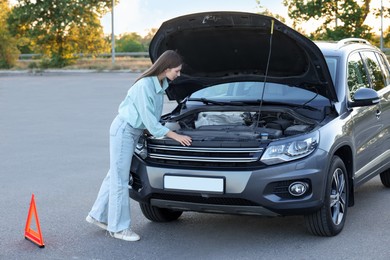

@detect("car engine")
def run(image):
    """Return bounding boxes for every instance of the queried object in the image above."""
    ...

[163,109,315,142]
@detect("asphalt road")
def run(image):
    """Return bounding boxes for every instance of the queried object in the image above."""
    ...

[0,72,389,260]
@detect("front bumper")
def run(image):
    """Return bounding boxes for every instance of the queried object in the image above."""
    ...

[129,149,329,216]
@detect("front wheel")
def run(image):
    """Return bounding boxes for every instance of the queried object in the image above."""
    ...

[139,202,183,222]
[380,169,390,187]
[304,156,349,236]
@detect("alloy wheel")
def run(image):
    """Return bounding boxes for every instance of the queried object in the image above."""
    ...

[330,168,347,225]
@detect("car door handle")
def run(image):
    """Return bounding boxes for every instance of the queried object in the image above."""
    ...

[376,109,381,119]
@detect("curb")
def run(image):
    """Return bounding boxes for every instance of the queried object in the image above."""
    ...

[0,69,141,76]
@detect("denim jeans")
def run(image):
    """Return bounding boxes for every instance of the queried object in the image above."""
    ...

[89,115,143,232]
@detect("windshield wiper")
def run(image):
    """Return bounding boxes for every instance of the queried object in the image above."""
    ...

[189,98,228,106]
[191,98,255,106]
[189,98,321,111]
[252,99,321,111]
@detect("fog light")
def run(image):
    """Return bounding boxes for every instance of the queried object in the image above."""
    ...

[288,181,308,196]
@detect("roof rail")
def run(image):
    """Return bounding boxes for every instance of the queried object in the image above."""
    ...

[337,38,371,48]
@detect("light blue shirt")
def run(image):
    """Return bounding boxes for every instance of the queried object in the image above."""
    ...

[118,76,170,138]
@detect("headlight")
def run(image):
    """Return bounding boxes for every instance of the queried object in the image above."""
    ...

[135,135,147,159]
[260,131,319,165]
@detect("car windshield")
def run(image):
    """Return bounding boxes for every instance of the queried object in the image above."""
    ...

[189,82,329,106]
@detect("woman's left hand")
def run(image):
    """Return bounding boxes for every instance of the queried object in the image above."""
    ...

[166,131,192,146]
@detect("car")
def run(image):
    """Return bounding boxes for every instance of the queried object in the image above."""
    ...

[129,11,390,236]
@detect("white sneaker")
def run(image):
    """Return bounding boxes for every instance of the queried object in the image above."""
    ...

[86,215,108,230]
[110,229,140,242]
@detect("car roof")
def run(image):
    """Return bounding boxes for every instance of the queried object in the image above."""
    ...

[315,38,381,57]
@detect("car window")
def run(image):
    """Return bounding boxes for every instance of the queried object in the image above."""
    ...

[347,52,369,98]
[375,52,390,87]
[362,51,386,91]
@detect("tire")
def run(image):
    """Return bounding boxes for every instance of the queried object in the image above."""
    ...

[304,156,348,236]
[139,202,183,222]
[380,169,390,188]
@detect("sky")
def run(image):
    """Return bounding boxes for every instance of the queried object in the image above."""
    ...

[101,0,389,37]
[101,0,288,36]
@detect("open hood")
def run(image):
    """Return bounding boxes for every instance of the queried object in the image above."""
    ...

[149,12,337,102]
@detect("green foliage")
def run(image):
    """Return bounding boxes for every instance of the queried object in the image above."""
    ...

[27,61,38,69]
[0,0,20,68]
[115,33,145,52]
[283,0,374,41]
[385,27,390,48]
[375,6,390,47]
[255,0,286,23]
[142,28,157,50]
[7,0,114,67]
[0,32,20,69]
[310,25,373,41]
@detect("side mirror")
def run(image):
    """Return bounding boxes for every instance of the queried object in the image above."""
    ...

[349,87,380,107]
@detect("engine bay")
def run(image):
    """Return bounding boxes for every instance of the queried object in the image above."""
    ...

[163,109,316,142]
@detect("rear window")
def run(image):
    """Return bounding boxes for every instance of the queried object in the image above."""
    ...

[376,53,390,87]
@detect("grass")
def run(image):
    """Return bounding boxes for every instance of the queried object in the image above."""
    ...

[13,57,152,72]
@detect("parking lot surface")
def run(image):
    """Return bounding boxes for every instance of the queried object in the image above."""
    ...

[0,72,389,259]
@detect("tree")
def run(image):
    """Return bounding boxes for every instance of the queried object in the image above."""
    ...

[67,15,110,58]
[115,33,145,53]
[141,28,157,51]
[255,0,286,23]
[0,0,20,68]
[372,4,390,47]
[384,26,390,48]
[7,0,115,67]
[283,0,373,40]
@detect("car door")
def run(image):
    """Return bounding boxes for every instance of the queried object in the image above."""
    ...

[368,51,390,167]
[361,51,390,159]
[347,51,384,182]
[373,51,390,141]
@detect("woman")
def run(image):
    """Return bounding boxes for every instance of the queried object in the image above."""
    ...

[86,50,192,242]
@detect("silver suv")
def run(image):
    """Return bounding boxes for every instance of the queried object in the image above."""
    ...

[129,12,390,236]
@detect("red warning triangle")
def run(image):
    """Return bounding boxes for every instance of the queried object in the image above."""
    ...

[24,194,45,248]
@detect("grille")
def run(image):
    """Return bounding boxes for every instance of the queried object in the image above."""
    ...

[148,144,263,163]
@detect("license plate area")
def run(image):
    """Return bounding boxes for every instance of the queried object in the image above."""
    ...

[164,175,225,194]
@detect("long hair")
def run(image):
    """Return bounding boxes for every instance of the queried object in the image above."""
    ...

[135,50,182,83]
